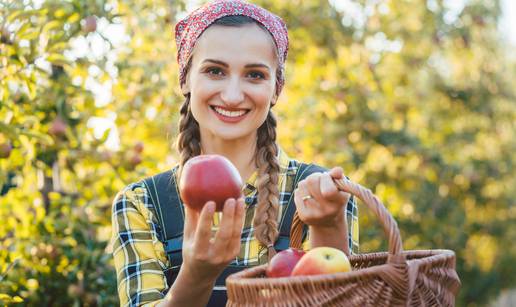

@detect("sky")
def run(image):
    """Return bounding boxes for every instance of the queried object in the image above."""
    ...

[500,0,516,46]
[328,0,516,46]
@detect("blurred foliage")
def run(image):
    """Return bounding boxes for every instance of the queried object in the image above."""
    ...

[0,0,514,306]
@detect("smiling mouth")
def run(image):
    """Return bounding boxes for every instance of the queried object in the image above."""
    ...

[210,106,250,118]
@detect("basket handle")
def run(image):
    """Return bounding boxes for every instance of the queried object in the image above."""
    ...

[290,177,404,261]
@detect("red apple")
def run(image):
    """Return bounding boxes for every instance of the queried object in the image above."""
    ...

[0,142,12,159]
[83,16,97,33]
[266,248,306,278]
[100,150,113,162]
[179,155,243,212]
[291,247,351,276]
[133,141,144,153]
[49,117,67,137]
[129,153,142,166]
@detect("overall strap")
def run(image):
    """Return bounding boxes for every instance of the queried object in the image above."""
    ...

[275,162,327,251]
[142,167,184,268]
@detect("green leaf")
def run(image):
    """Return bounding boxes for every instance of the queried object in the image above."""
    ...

[42,20,62,34]
[24,31,40,42]
[0,122,18,137]
[47,42,69,53]
[15,22,31,38]
[67,13,81,24]
[98,128,111,144]
[46,53,70,66]
[7,10,24,23]
[18,130,54,145]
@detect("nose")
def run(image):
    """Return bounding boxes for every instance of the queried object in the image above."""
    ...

[220,76,244,106]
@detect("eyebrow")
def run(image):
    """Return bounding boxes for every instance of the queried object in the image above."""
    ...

[201,59,271,71]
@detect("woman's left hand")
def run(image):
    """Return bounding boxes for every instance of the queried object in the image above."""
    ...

[293,166,351,227]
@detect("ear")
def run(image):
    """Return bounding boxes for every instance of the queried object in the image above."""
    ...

[270,95,278,107]
[181,79,190,96]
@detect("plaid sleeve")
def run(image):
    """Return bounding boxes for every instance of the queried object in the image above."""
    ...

[111,184,167,307]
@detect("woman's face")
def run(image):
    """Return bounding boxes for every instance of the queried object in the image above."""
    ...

[184,23,278,142]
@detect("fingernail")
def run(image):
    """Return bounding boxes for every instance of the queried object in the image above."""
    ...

[226,201,235,211]
[206,202,215,213]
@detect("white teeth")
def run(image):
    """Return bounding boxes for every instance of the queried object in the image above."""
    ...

[213,106,247,117]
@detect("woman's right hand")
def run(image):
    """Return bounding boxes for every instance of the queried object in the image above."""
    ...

[181,197,245,283]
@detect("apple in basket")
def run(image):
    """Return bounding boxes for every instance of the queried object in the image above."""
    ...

[266,248,306,278]
[291,247,351,276]
[179,154,243,212]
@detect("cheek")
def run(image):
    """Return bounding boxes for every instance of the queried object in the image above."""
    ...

[189,95,209,122]
[249,85,275,108]
[189,100,202,123]
[191,77,216,98]
[189,83,217,115]
[253,95,272,125]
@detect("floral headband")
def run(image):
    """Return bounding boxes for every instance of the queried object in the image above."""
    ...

[175,0,289,97]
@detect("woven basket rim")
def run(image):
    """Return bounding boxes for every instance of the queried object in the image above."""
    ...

[226,249,457,287]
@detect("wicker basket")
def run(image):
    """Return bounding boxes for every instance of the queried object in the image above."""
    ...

[226,178,461,306]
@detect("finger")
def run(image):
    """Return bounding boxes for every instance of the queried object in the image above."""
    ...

[293,188,307,220]
[328,166,344,179]
[193,201,216,249]
[305,172,322,187]
[233,197,245,236]
[213,198,236,255]
[294,184,318,220]
[183,206,199,241]
[305,174,323,200]
[320,172,345,203]
[227,197,245,257]
[320,173,350,212]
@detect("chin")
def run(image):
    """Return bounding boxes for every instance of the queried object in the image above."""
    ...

[216,132,249,141]
[211,127,254,141]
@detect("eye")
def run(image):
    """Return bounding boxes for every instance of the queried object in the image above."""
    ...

[248,71,265,80]
[205,67,224,76]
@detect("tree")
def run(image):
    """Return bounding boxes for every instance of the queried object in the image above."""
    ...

[0,0,147,305]
[1,0,514,305]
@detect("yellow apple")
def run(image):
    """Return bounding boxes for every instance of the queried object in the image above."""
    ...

[291,247,351,276]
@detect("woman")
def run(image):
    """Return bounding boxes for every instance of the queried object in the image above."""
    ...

[111,1,358,306]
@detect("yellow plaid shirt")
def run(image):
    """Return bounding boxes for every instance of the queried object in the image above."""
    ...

[110,149,359,306]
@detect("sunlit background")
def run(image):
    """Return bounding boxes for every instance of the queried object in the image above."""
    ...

[85,0,516,152]
[1,0,515,306]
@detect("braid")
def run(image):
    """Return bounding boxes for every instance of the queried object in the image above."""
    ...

[176,94,201,177]
[253,111,280,259]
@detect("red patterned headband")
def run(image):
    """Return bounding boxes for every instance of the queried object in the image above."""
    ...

[175,0,289,97]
